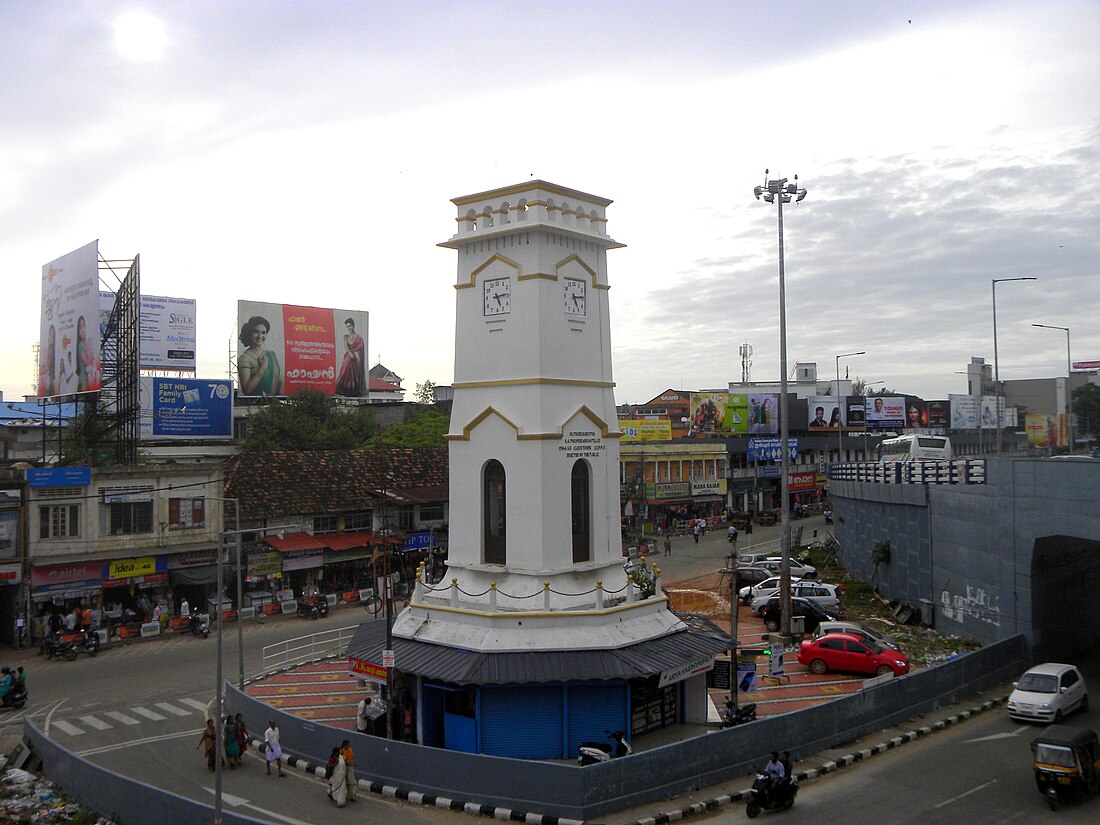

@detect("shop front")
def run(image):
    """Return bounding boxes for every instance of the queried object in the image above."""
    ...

[30,562,104,642]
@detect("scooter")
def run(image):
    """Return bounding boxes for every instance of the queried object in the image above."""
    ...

[721,700,757,728]
[746,772,798,818]
[578,730,631,766]
[1,684,29,710]
[189,614,209,638]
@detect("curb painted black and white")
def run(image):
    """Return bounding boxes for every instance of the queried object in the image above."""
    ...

[616,695,1009,825]
[252,737,584,825]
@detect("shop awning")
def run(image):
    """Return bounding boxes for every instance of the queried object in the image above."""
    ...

[323,532,374,551]
[265,532,327,552]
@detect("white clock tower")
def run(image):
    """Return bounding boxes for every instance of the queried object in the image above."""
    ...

[392,180,683,652]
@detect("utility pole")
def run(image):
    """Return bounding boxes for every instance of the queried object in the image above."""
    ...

[728,548,739,714]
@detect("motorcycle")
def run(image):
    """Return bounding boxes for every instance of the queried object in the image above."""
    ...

[1,683,29,710]
[78,629,101,656]
[42,632,78,661]
[746,771,798,818]
[189,614,209,638]
[578,730,631,766]
[721,700,757,728]
[296,597,329,620]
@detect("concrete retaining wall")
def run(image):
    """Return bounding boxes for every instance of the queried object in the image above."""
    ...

[23,719,267,825]
[225,636,1025,821]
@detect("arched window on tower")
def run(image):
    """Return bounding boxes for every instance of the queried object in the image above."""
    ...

[571,459,591,563]
[483,459,507,565]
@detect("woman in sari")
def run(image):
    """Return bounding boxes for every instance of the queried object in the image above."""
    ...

[238,316,283,396]
[235,713,249,757]
[224,715,241,767]
[196,719,217,772]
[335,317,365,397]
[328,751,349,807]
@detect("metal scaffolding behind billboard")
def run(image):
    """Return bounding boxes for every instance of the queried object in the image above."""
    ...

[96,256,141,465]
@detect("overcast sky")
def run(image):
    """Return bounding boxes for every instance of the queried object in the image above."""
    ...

[3,1,1098,406]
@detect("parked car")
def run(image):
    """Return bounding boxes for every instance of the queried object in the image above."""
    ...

[758,596,838,634]
[814,621,899,651]
[737,552,773,567]
[758,557,818,579]
[797,632,910,677]
[733,566,773,590]
[738,575,803,605]
[752,582,842,616]
[1007,663,1089,723]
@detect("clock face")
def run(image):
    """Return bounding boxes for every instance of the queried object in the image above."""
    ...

[563,278,586,316]
[483,277,511,316]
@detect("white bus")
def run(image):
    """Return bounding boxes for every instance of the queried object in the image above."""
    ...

[878,434,952,463]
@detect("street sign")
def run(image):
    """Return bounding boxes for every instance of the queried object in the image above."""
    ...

[382,649,395,668]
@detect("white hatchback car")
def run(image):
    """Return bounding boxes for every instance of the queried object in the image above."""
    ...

[757,557,818,579]
[1007,663,1089,723]
[738,575,802,605]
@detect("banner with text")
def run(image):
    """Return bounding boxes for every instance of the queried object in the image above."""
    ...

[40,240,102,398]
[865,396,905,430]
[140,377,233,440]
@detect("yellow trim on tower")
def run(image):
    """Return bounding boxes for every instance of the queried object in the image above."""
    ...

[454,254,522,290]
[447,402,623,442]
[452,377,614,389]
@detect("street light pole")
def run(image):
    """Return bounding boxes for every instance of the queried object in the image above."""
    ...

[992,277,1036,456]
[1032,323,1073,453]
[754,170,807,637]
[834,351,864,464]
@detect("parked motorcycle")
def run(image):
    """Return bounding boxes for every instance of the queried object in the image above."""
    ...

[79,628,101,656]
[721,700,758,728]
[1,683,29,710]
[189,614,209,638]
[578,730,631,766]
[42,632,78,661]
[297,597,329,620]
[746,771,798,818]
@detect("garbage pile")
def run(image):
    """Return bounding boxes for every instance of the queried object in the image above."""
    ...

[1,759,114,824]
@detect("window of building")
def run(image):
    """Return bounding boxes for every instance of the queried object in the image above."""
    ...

[344,510,373,532]
[419,503,444,523]
[168,497,205,529]
[39,504,80,539]
[312,515,339,534]
[397,505,416,532]
[483,459,506,565]
[571,460,591,563]
[99,488,154,536]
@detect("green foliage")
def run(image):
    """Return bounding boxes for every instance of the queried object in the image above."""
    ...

[630,561,657,600]
[241,390,376,452]
[851,377,899,397]
[414,380,437,405]
[871,540,892,566]
[379,405,449,448]
[1072,383,1100,437]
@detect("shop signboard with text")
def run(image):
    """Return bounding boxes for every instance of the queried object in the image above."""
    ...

[649,482,691,500]
[788,472,818,492]
[31,562,103,587]
[690,480,725,496]
[108,556,158,579]
[348,657,387,685]
[747,438,799,462]
[27,466,91,488]
[619,419,673,442]
[237,300,369,398]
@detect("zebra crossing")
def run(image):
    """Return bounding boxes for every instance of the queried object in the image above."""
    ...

[51,696,210,737]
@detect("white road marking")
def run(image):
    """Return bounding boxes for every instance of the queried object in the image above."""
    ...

[76,727,201,757]
[130,707,167,721]
[203,787,318,825]
[52,720,84,736]
[178,697,209,712]
[77,715,112,731]
[104,710,140,726]
[43,698,67,737]
[965,729,1026,743]
[933,779,998,809]
[155,702,191,716]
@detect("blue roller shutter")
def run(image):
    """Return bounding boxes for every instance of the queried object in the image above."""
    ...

[480,686,563,758]
[567,683,629,757]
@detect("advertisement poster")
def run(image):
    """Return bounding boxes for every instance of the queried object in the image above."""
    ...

[807,396,842,429]
[950,394,979,430]
[620,420,673,442]
[140,377,233,440]
[39,240,102,398]
[236,301,369,397]
[904,398,928,429]
[980,395,1005,429]
[926,400,949,429]
[722,394,779,434]
[845,396,866,430]
[102,291,197,370]
[689,392,728,434]
[0,511,18,559]
[747,438,799,462]
[1026,413,1067,448]
[865,396,905,430]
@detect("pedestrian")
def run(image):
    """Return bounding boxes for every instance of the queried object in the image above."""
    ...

[325,747,341,802]
[355,695,372,734]
[197,719,217,772]
[224,715,241,768]
[235,713,249,757]
[339,739,357,802]
[264,719,286,776]
[663,533,672,557]
[727,524,738,544]
[692,522,701,544]
[180,597,190,619]
[328,748,348,806]
[81,604,93,632]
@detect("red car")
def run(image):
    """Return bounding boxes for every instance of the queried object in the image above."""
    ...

[797,632,910,677]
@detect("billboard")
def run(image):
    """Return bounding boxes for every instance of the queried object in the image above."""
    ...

[904,398,927,429]
[865,396,905,430]
[950,394,979,429]
[236,302,369,397]
[140,377,233,440]
[748,437,799,461]
[101,292,197,370]
[927,400,949,429]
[620,420,673,442]
[1026,413,1068,448]
[845,396,866,430]
[39,241,102,398]
[689,392,728,435]
[721,393,779,434]
[807,396,842,429]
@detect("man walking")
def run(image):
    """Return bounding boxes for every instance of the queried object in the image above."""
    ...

[663,533,672,557]
[692,522,701,544]
[339,739,357,802]
[727,523,738,545]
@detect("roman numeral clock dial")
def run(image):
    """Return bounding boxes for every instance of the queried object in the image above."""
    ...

[483,277,511,316]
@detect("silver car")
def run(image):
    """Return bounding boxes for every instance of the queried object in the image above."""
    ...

[752,582,842,615]
[814,620,898,651]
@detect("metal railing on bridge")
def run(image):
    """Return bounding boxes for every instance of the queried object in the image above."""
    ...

[828,459,986,485]
[261,624,358,676]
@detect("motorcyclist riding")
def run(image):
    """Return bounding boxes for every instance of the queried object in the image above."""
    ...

[763,751,786,803]
[0,667,12,700]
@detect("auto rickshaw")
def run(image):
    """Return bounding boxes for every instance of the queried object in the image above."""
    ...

[1030,725,1100,810]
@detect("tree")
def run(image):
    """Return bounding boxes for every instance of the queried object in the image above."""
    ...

[379,405,448,448]
[414,380,437,405]
[1072,383,1100,439]
[241,390,376,452]
[851,377,899,397]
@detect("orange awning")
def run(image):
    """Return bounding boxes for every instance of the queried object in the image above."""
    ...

[323,532,374,551]
[265,533,327,552]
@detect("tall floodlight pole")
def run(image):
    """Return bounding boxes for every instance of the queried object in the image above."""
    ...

[992,277,1036,456]
[754,170,807,637]
[835,351,864,463]
[1032,323,1073,453]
